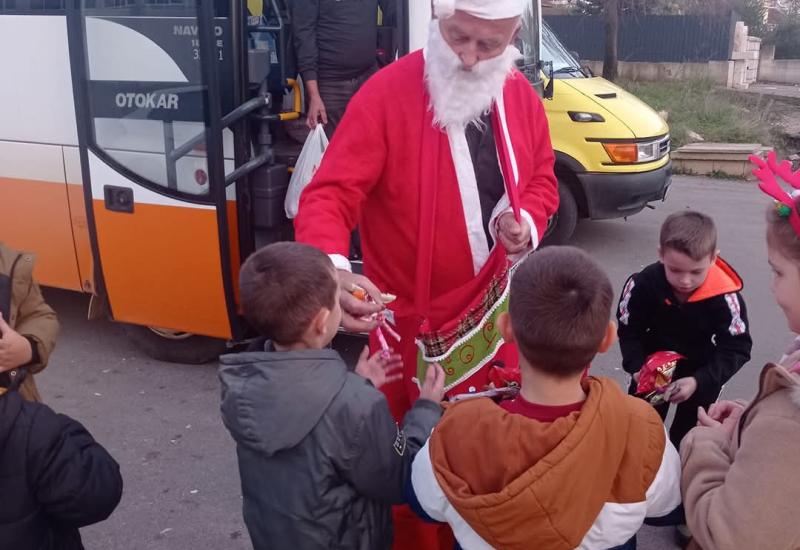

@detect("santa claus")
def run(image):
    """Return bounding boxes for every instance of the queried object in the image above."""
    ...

[295,0,558,544]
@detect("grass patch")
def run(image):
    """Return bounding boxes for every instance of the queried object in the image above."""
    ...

[619,79,774,149]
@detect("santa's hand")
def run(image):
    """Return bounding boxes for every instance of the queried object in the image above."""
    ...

[337,270,383,332]
[0,313,32,373]
[497,212,531,254]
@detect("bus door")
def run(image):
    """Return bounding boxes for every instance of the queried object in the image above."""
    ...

[68,0,240,341]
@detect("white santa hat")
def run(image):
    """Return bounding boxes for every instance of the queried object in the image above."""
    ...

[433,0,526,20]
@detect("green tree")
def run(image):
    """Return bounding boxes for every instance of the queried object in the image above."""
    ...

[732,0,767,36]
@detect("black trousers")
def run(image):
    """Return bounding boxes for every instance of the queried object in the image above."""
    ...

[317,65,376,139]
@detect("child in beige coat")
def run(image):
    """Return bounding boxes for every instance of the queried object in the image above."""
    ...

[680,154,800,550]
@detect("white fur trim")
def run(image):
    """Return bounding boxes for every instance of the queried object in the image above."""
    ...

[447,126,491,275]
[329,254,352,272]
[410,442,495,549]
[494,93,520,187]
[434,0,525,19]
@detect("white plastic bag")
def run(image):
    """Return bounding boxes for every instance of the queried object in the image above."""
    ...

[285,125,328,219]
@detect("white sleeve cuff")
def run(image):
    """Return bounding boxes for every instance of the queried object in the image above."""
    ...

[329,254,352,272]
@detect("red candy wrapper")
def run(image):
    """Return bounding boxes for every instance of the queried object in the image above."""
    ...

[487,362,521,389]
[636,351,684,405]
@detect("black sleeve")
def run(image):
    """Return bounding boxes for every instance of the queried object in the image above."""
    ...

[28,409,123,528]
[617,273,655,374]
[341,398,441,504]
[289,0,319,82]
[694,292,752,393]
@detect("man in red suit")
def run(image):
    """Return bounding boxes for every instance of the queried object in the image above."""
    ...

[295,1,559,547]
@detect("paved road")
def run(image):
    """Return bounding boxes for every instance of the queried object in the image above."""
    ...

[35,175,787,549]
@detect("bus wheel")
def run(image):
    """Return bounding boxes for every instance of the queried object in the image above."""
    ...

[123,324,227,364]
[541,182,578,246]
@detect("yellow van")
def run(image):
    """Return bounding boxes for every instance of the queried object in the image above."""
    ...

[538,23,671,243]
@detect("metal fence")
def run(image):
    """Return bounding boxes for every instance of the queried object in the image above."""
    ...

[545,14,736,63]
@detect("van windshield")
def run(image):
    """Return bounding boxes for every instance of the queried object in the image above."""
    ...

[541,22,584,77]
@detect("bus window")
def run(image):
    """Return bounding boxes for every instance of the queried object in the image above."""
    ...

[80,0,234,199]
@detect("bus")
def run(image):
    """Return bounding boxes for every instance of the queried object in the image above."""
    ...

[0,0,670,363]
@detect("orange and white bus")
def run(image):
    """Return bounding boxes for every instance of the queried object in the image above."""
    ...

[1,0,545,362]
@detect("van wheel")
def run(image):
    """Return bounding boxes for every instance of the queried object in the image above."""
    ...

[123,324,227,364]
[541,183,578,246]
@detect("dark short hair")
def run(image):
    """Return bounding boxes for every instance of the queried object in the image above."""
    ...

[660,211,717,261]
[509,246,613,376]
[238,242,337,345]
[766,198,800,263]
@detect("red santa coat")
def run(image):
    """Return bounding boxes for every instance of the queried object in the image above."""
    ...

[296,49,558,415]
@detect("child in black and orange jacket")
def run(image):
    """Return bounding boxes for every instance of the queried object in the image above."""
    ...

[617,211,752,447]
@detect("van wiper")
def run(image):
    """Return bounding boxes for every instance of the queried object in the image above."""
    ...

[552,66,583,75]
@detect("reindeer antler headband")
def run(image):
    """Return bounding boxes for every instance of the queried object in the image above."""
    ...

[749,151,800,236]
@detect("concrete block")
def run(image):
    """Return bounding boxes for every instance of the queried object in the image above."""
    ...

[672,144,773,179]
[712,160,747,178]
[676,159,715,175]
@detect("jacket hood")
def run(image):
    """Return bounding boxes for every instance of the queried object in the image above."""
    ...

[426,377,666,548]
[687,257,743,303]
[218,348,348,457]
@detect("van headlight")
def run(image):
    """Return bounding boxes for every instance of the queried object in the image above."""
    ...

[601,135,670,164]
[569,111,605,122]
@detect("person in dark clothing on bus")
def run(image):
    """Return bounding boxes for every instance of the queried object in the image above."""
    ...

[291,0,396,137]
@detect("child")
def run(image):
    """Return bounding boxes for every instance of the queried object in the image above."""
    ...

[617,211,752,447]
[0,368,123,549]
[219,242,445,550]
[409,246,681,550]
[680,155,800,550]
[0,242,59,402]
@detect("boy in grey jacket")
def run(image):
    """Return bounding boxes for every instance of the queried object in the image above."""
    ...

[219,242,445,550]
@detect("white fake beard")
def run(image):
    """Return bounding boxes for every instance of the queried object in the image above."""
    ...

[424,20,521,130]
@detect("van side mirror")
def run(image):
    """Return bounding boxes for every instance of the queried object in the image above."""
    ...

[537,60,554,100]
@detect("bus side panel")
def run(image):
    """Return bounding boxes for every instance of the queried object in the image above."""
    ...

[0,142,83,291]
[88,152,232,339]
[64,147,95,293]
[0,15,83,291]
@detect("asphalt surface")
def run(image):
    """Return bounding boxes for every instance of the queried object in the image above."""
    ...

[34,175,788,550]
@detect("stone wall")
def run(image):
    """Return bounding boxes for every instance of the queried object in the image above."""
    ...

[583,60,734,86]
